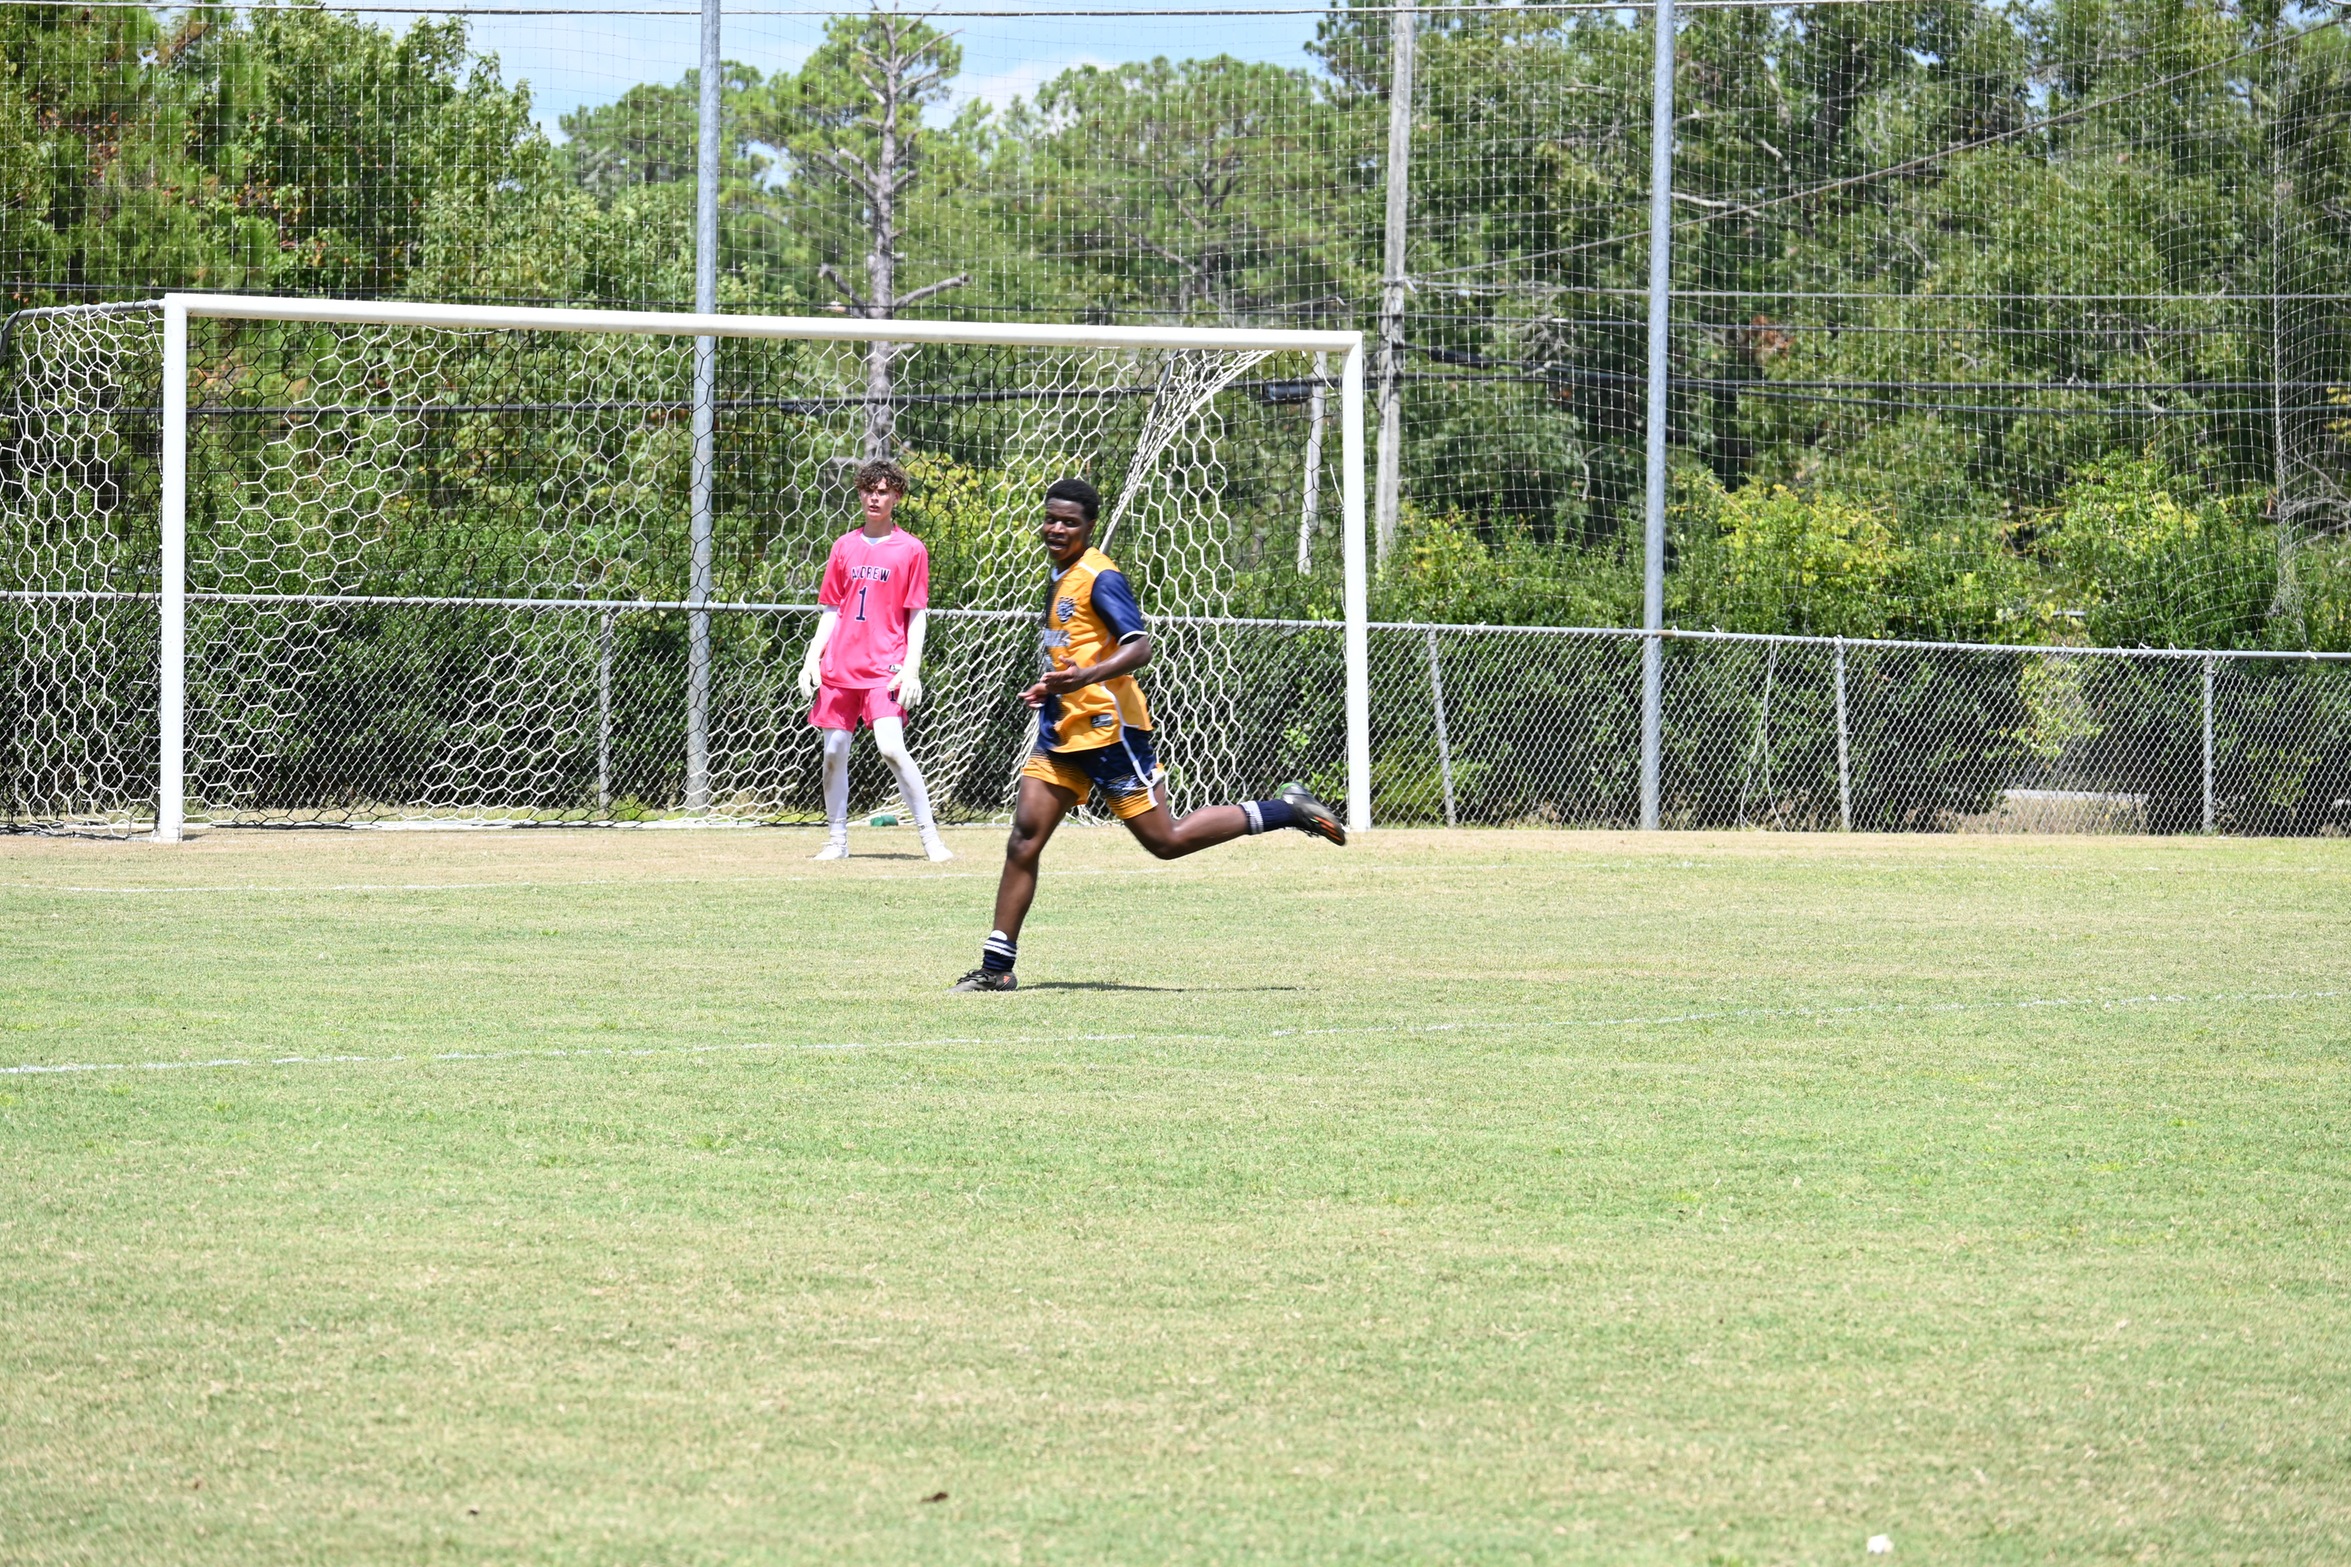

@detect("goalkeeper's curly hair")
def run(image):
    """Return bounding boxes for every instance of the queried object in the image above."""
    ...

[854,457,911,495]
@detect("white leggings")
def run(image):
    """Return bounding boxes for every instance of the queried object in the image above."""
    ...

[820,716,936,833]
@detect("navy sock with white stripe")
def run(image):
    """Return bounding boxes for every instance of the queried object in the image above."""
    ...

[1241,799,1299,834]
[981,929,1018,975]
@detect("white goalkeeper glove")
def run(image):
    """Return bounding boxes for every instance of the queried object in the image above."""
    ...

[798,610,836,699]
[889,610,929,707]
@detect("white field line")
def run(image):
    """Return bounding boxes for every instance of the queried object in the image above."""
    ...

[3,988,2339,1080]
[0,862,1534,896]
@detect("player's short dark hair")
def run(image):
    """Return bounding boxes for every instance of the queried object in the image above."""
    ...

[1045,476,1100,524]
[855,458,910,495]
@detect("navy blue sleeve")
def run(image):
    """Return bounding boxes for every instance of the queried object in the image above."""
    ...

[1090,568,1148,643]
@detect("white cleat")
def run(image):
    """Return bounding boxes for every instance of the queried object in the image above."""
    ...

[920,831,955,863]
[811,838,850,861]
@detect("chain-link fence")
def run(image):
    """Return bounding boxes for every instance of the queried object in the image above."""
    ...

[10,593,2348,835]
[1364,626,2351,835]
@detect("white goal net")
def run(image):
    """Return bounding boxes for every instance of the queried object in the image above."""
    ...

[2,297,1367,837]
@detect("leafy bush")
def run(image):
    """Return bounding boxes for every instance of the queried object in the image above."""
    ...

[896,451,1032,608]
[2285,534,2351,654]
[2044,454,2276,650]
[1670,472,1907,638]
[1231,502,1640,628]
[1374,506,1640,626]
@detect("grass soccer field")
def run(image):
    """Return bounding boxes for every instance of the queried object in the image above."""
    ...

[3,827,2347,1565]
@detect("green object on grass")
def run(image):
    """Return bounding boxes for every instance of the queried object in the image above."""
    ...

[868,812,898,827]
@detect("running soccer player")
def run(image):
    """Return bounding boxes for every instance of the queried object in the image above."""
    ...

[951,477,1344,992]
[797,459,953,863]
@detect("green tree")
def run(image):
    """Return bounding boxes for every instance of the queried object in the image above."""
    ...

[2,6,542,304]
[2,5,265,300]
[1001,56,1351,322]
[560,66,765,201]
[743,11,968,456]
[195,10,540,297]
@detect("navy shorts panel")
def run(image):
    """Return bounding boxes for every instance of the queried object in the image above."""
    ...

[1026,727,1159,807]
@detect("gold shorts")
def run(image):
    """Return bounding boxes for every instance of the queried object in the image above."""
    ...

[1020,732,1163,821]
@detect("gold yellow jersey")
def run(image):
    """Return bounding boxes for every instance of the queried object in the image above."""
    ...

[1037,546,1153,752]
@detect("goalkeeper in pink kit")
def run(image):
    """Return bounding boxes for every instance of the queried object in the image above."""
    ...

[797,459,953,862]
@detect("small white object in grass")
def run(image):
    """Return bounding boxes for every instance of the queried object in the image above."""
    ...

[1867,1534,1893,1555]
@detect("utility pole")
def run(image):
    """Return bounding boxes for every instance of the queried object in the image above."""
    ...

[1638,0,1676,831]
[685,0,720,811]
[1375,1,1415,568]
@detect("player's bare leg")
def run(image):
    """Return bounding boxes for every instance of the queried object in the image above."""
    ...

[1117,799,1247,859]
[951,778,1072,992]
[954,778,1343,991]
[1123,781,1346,860]
[813,727,853,859]
[990,777,1074,940]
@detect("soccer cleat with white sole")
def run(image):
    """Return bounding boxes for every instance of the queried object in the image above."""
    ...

[921,831,955,863]
[811,838,850,861]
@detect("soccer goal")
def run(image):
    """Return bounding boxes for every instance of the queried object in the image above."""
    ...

[1,295,1367,838]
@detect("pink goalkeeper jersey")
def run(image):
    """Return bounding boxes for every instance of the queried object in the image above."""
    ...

[816,526,931,688]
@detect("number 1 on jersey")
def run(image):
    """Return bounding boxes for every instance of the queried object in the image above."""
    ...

[853,585,869,622]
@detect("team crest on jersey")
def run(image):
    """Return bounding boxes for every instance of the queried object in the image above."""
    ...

[1090,713,1116,729]
[1056,595,1077,622]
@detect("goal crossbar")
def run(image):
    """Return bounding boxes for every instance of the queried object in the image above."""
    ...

[150,293,1372,841]
[168,293,1367,356]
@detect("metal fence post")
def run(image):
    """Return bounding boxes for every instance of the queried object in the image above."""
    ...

[1834,635,1852,832]
[1637,0,1676,831]
[2201,653,2216,833]
[598,609,615,814]
[684,0,721,811]
[1424,627,1457,828]
[1374,1,1415,568]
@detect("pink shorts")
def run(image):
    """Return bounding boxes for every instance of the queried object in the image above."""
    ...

[808,682,904,732]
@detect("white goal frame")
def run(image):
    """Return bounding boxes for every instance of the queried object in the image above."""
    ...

[151,293,1370,841]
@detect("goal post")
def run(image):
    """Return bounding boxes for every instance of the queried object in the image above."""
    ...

[159,296,187,844]
[129,294,1370,839]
